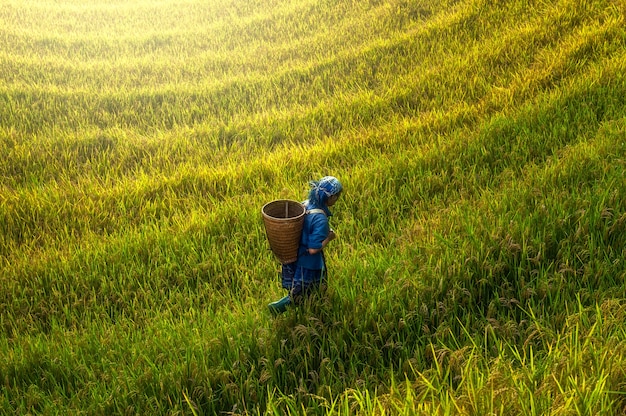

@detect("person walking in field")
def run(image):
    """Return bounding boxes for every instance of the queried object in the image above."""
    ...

[268,176,343,315]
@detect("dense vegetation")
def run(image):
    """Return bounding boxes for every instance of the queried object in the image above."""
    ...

[1,0,625,414]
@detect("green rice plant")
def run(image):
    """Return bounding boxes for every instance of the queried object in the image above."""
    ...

[2,0,626,413]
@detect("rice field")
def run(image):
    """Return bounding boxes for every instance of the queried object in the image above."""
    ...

[1,0,626,414]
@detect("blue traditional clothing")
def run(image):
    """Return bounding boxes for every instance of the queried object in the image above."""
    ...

[281,200,330,296]
[297,201,330,270]
[308,176,343,208]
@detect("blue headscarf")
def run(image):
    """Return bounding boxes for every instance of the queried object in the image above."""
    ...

[307,176,343,208]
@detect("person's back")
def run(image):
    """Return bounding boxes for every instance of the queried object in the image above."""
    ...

[297,200,329,270]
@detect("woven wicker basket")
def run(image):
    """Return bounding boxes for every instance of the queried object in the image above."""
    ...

[262,199,305,264]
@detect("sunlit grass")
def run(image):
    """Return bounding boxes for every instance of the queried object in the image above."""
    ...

[1,0,625,414]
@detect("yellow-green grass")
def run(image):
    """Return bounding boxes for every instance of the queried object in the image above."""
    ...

[1,0,626,414]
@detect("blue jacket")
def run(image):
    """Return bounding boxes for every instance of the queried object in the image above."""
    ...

[296,200,331,270]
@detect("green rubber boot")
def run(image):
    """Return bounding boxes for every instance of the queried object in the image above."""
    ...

[268,295,291,315]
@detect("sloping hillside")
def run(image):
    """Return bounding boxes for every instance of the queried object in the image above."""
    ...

[1,0,625,414]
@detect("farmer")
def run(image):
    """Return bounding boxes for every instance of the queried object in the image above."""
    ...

[268,176,343,315]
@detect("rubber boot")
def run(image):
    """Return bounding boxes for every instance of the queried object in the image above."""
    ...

[268,295,291,315]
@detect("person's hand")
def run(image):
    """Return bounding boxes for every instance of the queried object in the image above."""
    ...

[308,230,338,255]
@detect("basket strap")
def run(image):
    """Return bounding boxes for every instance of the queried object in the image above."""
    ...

[306,208,326,216]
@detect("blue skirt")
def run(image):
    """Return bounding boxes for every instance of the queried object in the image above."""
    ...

[281,262,325,297]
